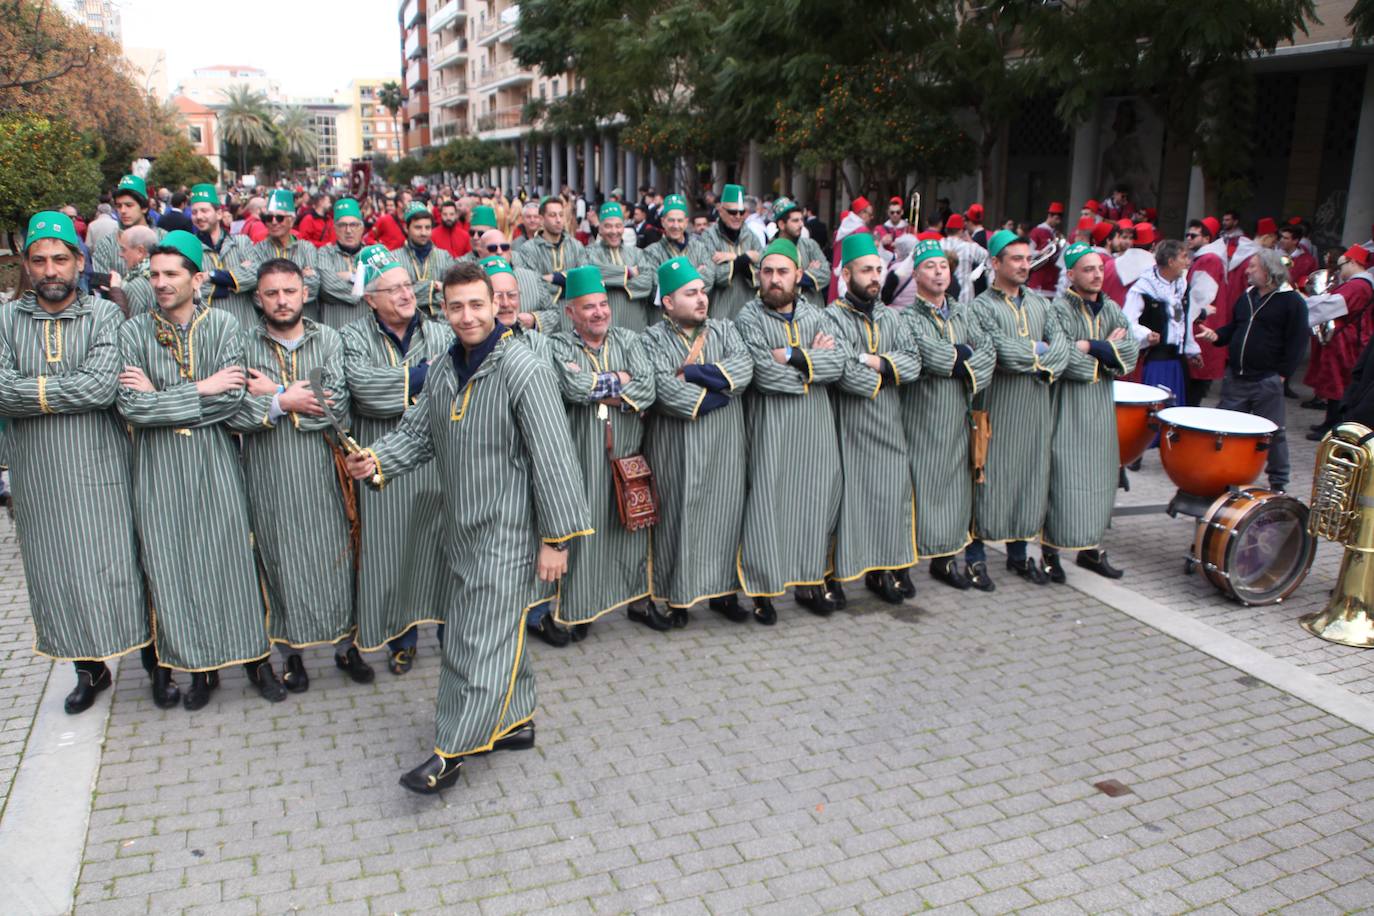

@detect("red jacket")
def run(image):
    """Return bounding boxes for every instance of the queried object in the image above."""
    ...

[1286,249,1317,292]
[1188,249,1230,382]
[239,214,268,244]
[1307,274,1374,400]
[1027,223,1059,293]
[369,213,406,250]
[432,220,471,258]
[296,212,335,247]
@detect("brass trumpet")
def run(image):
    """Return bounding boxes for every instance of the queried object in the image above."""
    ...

[1307,269,1337,344]
[1302,423,1374,646]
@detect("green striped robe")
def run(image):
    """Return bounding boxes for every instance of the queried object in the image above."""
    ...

[227,320,355,647]
[315,242,367,330]
[824,298,922,580]
[199,231,259,328]
[795,235,832,310]
[970,286,1072,543]
[1044,290,1140,550]
[584,240,657,333]
[640,318,754,607]
[228,238,321,323]
[512,234,588,292]
[91,224,166,275]
[509,322,553,361]
[390,244,455,321]
[0,294,149,660]
[511,266,562,336]
[121,259,155,315]
[642,235,716,281]
[366,332,592,758]
[734,298,844,595]
[548,326,656,623]
[899,298,996,557]
[339,313,454,650]
[116,306,270,671]
[700,223,764,321]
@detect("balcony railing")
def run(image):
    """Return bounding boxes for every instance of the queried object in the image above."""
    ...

[405,59,428,89]
[431,38,468,68]
[431,80,467,105]
[429,0,465,29]
[405,125,431,151]
[433,120,468,142]
[405,91,428,120]
[476,5,519,43]
[476,107,529,132]
[474,58,532,89]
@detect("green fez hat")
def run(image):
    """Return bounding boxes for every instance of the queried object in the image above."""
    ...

[470,205,498,229]
[24,211,80,251]
[599,201,624,221]
[115,174,148,204]
[266,189,294,214]
[479,255,514,278]
[333,197,363,222]
[358,243,400,287]
[987,228,1021,258]
[911,239,950,268]
[189,183,219,207]
[657,256,702,297]
[841,232,879,265]
[662,194,688,217]
[761,237,800,266]
[157,230,204,271]
[1062,241,1095,269]
[564,265,606,300]
[721,184,745,207]
[403,201,432,224]
[771,197,800,221]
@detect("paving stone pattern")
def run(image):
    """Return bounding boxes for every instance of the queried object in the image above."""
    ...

[0,520,54,817]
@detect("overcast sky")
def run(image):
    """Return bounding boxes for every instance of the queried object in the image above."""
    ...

[121,0,400,99]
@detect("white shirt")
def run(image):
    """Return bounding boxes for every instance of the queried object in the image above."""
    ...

[1124,266,1199,356]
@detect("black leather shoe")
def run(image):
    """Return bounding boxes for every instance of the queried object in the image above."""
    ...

[335,646,375,684]
[930,557,971,590]
[1307,428,1328,441]
[182,671,219,711]
[795,586,837,616]
[1041,550,1066,584]
[151,666,180,709]
[1284,384,1300,400]
[893,568,916,599]
[1008,555,1049,585]
[670,607,689,628]
[709,594,748,622]
[1126,457,1143,471]
[864,571,904,604]
[246,660,288,703]
[1077,549,1125,579]
[627,599,673,631]
[966,560,996,592]
[491,722,536,753]
[399,754,463,795]
[388,647,416,675]
[65,664,112,715]
[824,578,848,609]
[1302,397,1328,410]
[568,621,592,641]
[282,653,309,693]
[753,596,777,626]
[533,615,571,647]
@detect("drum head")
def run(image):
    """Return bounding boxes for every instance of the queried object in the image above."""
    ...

[1156,406,1277,436]
[1113,381,1171,405]
[1219,493,1315,605]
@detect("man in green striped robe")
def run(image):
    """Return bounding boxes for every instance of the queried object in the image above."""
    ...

[701,184,764,321]
[583,203,656,333]
[227,258,375,691]
[115,230,279,709]
[549,266,659,634]
[824,234,921,602]
[513,196,587,301]
[339,247,453,674]
[475,229,561,333]
[189,183,258,328]
[641,257,754,623]
[966,230,1072,589]
[898,241,996,590]
[227,189,320,324]
[346,260,592,795]
[773,198,831,309]
[0,212,169,713]
[1042,243,1139,582]
[642,195,715,283]
[114,225,158,315]
[735,238,844,623]
[91,174,165,275]
[391,202,455,321]
[314,198,372,330]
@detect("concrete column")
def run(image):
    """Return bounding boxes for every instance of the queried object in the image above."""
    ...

[711,160,726,195]
[1068,108,1101,215]
[543,139,556,194]
[1343,62,1374,246]
[649,159,661,191]
[602,132,617,200]
[565,141,578,194]
[1185,165,1206,222]
[842,159,861,206]
[583,135,596,199]
[615,147,627,193]
[746,140,764,197]
[791,162,808,204]
[625,150,639,196]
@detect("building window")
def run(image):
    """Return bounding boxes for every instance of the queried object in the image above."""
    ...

[187,125,203,144]
[552,79,559,96]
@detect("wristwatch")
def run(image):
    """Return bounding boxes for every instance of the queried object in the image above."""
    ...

[546,540,569,552]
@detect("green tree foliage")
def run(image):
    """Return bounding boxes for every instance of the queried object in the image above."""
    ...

[218,85,274,176]
[147,135,217,190]
[274,106,320,170]
[378,81,405,143]
[0,114,102,232]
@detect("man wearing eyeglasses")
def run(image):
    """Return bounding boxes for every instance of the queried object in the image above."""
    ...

[478,229,560,332]
[700,183,764,321]
[513,196,588,294]
[391,202,455,321]
[228,189,320,324]
[316,198,373,330]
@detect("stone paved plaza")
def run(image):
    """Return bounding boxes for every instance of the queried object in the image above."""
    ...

[3,397,1374,915]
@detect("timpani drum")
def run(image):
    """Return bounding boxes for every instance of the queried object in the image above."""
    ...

[1192,487,1315,605]
[1113,381,1171,466]
[1156,406,1276,498]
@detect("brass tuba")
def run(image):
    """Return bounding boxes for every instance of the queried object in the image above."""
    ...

[1302,422,1374,646]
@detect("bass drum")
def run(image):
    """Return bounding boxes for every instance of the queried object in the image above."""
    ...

[1113,381,1171,466]
[1193,487,1316,605]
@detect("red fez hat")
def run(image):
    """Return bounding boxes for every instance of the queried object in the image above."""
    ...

[1201,217,1220,239]
[1083,199,1100,213]
[945,213,965,230]
[1116,218,1134,231]
[1288,216,1303,225]
[851,196,872,212]
[916,230,942,241]
[1144,207,1157,221]
[966,203,984,219]
[1256,217,1278,237]
[1048,201,1064,214]
[1091,222,1114,245]
[1133,223,1156,247]
[889,196,903,206]
[1344,245,1371,269]
[1076,216,1096,232]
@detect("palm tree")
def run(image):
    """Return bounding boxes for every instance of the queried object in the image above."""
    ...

[378,81,405,151]
[274,106,320,172]
[218,85,273,175]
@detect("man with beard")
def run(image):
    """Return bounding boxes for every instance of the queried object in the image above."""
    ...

[477,229,560,332]
[370,192,410,250]
[583,202,656,333]
[899,241,996,590]
[734,238,844,623]
[345,261,591,794]
[189,184,258,328]
[340,246,453,674]
[514,197,587,298]
[643,194,715,284]
[824,234,921,602]
[227,259,374,691]
[549,266,661,634]
[1042,243,1138,582]
[91,175,165,275]
[116,231,279,709]
[229,189,320,324]
[432,199,471,259]
[966,230,1071,589]
[772,197,830,309]
[295,193,334,247]
[0,212,173,713]
[702,184,765,320]
[392,202,455,321]
[640,257,754,624]
[315,198,371,330]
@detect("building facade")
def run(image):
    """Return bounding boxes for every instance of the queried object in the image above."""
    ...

[172,95,221,173]
[399,0,432,152]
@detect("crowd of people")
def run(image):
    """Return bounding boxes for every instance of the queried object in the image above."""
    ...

[5,166,1374,794]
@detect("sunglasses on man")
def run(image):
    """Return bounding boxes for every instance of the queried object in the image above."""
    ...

[485,243,512,253]
[722,208,746,217]
[265,213,291,223]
